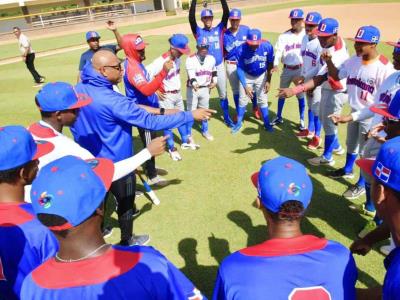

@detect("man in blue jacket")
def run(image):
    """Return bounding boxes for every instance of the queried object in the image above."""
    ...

[72,50,214,246]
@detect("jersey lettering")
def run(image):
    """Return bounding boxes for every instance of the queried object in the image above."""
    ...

[289,286,332,300]
[360,90,369,102]
[0,257,6,281]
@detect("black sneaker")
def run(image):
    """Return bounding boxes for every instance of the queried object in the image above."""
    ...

[327,168,354,179]
[270,117,283,126]
[133,208,141,218]
[102,226,113,238]
[119,234,150,246]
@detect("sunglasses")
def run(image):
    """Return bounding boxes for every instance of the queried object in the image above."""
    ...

[104,63,122,71]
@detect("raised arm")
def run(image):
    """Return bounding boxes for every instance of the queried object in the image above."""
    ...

[189,0,198,36]
[220,0,229,28]
[106,21,123,51]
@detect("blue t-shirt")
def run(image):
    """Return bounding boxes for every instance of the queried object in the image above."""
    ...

[0,203,58,300]
[196,23,226,66]
[21,245,206,300]
[213,235,357,300]
[383,247,400,300]
[78,44,117,71]
[237,41,274,77]
[223,25,250,62]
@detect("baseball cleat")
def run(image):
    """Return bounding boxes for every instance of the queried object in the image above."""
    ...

[307,156,335,166]
[39,77,46,83]
[270,117,283,126]
[333,146,345,155]
[168,148,182,161]
[327,168,354,179]
[296,129,314,139]
[348,203,376,218]
[224,117,234,128]
[135,190,144,198]
[181,142,200,150]
[253,107,261,120]
[147,175,169,187]
[33,83,43,88]
[307,136,322,150]
[202,131,214,141]
[380,239,395,256]
[120,234,150,246]
[102,226,113,238]
[342,185,366,200]
[231,123,243,134]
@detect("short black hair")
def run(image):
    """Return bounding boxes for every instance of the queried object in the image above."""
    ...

[0,161,31,184]
[12,26,20,31]
[268,200,305,222]
[35,97,54,118]
[37,213,69,237]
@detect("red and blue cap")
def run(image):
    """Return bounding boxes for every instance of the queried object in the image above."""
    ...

[350,25,380,43]
[246,29,262,46]
[316,18,339,36]
[201,9,213,18]
[357,136,400,192]
[169,34,191,54]
[229,8,241,19]
[86,31,100,41]
[0,125,54,171]
[289,8,304,19]
[31,155,114,231]
[35,82,92,112]
[305,12,322,25]
[196,36,209,48]
[251,156,313,213]
[386,38,400,53]
[370,88,400,120]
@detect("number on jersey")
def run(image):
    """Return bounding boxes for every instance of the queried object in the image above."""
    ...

[360,90,369,102]
[289,286,331,300]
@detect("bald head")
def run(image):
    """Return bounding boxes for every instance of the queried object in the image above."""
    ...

[92,50,119,70]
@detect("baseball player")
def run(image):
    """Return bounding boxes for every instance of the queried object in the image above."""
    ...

[355,137,400,300]
[270,8,306,130]
[223,9,260,119]
[231,29,274,133]
[146,34,191,161]
[20,155,205,300]
[279,18,350,166]
[189,0,234,127]
[0,126,57,300]
[77,21,122,82]
[296,12,323,150]
[213,156,357,300]
[186,36,218,142]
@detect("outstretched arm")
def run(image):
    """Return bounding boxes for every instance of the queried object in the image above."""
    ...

[189,0,198,36]
[220,0,229,28]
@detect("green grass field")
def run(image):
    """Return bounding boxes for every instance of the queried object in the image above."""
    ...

[0,31,395,297]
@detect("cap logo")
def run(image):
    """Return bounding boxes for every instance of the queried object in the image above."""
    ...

[356,29,365,38]
[38,191,53,209]
[135,36,143,45]
[375,162,391,183]
[288,183,301,196]
[308,15,314,21]
[320,23,327,32]
[371,36,379,42]
[293,11,298,17]
[253,34,258,41]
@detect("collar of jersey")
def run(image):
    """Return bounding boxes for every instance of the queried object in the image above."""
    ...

[333,37,343,51]
[31,247,142,289]
[0,202,34,226]
[239,235,327,257]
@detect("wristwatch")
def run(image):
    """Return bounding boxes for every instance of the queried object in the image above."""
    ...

[160,108,165,115]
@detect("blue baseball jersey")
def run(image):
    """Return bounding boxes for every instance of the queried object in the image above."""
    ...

[383,247,400,300]
[78,44,117,71]
[196,23,226,66]
[223,25,250,62]
[123,60,159,108]
[213,235,357,300]
[21,245,206,300]
[237,41,274,77]
[0,203,58,300]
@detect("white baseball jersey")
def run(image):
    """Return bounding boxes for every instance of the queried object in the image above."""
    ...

[352,71,400,123]
[186,54,217,87]
[18,33,33,54]
[301,35,323,81]
[273,29,305,67]
[317,37,349,91]
[338,54,395,111]
[146,51,182,92]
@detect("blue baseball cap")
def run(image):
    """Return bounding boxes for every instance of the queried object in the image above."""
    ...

[246,29,262,46]
[201,9,213,18]
[370,88,400,120]
[357,137,400,192]
[86,31,100,41]
[0,125,54,171]
[289,8,304,19]
[229,8,241,19]
[169,34,191,54]
[350,25,380,43]
[316,18,339,36]
[386,38,400,52]
[196,36,209,48]
[251,156,313,213]
[31,155,114,231]
[305,12,322,25]
[35,82,92,112]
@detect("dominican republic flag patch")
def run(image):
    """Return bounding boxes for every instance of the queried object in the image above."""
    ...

[375,162,391,183]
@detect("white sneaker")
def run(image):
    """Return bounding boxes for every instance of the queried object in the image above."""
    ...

[181,136,200,150]
[307,156,335,166]
[147,175,169,187]
[333,146,345,155]
[202,132,214,141]
[380,237,396,256]
[168,148,182,161]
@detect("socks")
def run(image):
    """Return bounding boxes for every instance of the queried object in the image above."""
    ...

[164,129,175,150]
[365,182,375,212]
[201,120,209,133]
[178,125,188,144]
[314,116,321,137]
[332,136,340,150]
[277,98,285,119]
[260,106,271,129]
[252,94,258,109]
[298,97,305,123]
[344,153,358,174]
[236,106,246,126]
[186,120,194,137]
[233,94,239,112]
[323,134,336,160]
[356,173,366,187]
[307,109,315,132]
[220,98,233,125]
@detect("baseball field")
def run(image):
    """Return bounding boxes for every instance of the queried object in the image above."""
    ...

[1,0,399,297]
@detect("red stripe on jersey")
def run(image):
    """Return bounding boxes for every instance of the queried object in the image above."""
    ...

[379,55,389,65]
[28,122,57,138]
[32,248,142,288]
[162,51,171,59]
[0,203,34,226]
[239,235,327,257]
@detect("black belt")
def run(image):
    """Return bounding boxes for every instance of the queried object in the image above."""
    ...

[284,64,302,70]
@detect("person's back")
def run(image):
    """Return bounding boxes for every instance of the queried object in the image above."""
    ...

[214,235,356,299]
